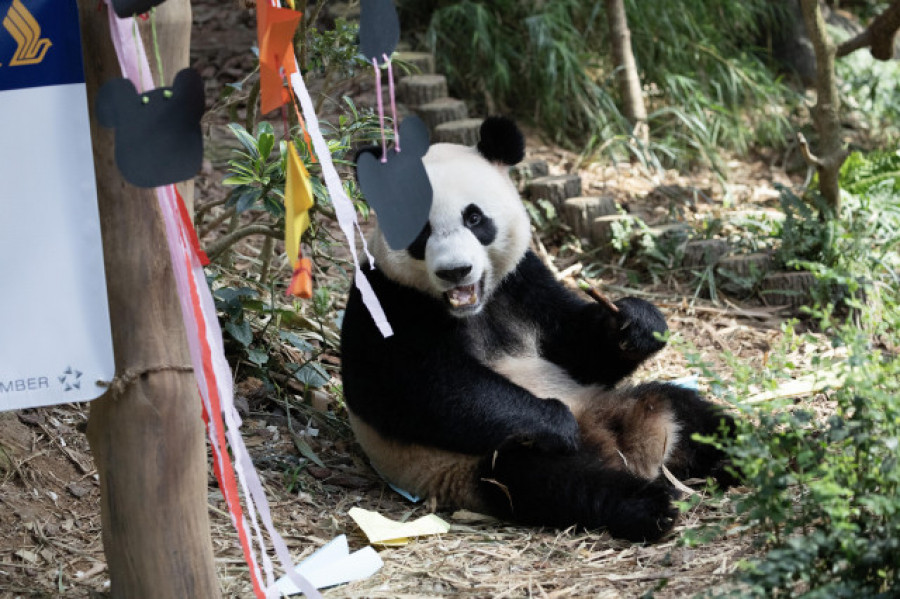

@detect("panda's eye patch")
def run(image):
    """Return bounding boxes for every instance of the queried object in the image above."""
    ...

[406,222,431,261]
[462,204,497,246]
[464,206,483,227]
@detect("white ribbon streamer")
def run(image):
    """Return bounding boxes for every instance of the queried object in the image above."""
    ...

[289,71,393,338]
[103,5,319,597]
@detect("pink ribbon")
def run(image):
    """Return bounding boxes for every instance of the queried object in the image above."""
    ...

[103,4,320,597]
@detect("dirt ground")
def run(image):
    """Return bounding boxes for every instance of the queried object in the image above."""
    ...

[0,3,824,598]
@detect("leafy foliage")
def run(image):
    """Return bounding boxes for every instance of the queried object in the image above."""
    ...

[684,153,900,597]
[401,0,797,169]
[839,150,900,194]
[833,20,900,145]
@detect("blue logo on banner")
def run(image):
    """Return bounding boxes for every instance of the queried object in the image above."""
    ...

[0,0,85,92]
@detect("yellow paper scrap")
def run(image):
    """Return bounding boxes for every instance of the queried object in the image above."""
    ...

[285,141,314,267]
[348,507,450,546]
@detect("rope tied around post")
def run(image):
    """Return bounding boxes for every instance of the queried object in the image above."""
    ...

[97,365,194,398]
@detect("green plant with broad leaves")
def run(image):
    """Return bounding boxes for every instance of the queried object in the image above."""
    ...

[674,151,900,597]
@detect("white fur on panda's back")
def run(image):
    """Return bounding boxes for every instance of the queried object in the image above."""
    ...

[369,143,531,304]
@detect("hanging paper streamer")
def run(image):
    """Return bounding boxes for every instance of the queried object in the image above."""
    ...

[253,0,392,336]
[289,70,393,337]
[96,68,205,188]
[256,0,301,115]
[284,141,314,266]
[285,141,315,299]
[102,4,320,598]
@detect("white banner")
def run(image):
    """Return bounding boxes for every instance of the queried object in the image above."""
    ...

[0,0,114,410]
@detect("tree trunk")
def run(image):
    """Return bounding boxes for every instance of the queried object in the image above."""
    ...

[799,0,846,216]
[77,1,221,597]
[604,0,647,143]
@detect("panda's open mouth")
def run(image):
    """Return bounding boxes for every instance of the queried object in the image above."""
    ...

[444,279,484,311]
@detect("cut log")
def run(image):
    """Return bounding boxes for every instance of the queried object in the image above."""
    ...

[759,271,817,308]
[415,97,468,132]
[509,158,549,192]
[529,174,582,208]
[716,253,773,279]
[563,196,618,239]
[393,51,435,76]
[397,74,448,107]
[715,252,774,295]
[681,239,729,268]
[433,118,483,145]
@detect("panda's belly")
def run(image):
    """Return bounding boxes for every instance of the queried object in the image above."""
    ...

[488,353,597,419]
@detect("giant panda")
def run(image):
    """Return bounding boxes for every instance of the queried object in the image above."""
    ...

[341,117,735,542]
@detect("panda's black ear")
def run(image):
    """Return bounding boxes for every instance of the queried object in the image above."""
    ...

[477,116,525,166]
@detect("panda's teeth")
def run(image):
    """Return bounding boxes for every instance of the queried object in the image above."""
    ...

[446,284,478,308]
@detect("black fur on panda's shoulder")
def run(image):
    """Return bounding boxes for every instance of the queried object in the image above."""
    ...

[477,116,525,166]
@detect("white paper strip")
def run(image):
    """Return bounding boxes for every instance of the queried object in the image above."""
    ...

[273,535,383,596]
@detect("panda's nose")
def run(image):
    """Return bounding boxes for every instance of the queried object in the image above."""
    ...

[435,265,472,284]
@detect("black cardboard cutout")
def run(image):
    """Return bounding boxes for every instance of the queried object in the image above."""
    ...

[359,0,400,61]
[111,0,166,18]
[96,68,205,188]
[356,116,433,250]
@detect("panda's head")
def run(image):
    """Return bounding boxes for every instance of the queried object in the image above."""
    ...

[370,117,530,317]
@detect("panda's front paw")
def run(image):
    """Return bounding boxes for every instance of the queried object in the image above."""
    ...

[505,399,580,455]
[613,297,668,360]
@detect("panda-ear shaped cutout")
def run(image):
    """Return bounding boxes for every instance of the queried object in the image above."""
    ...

[477,116,525,166]
[96,68,205,188]
[95,77,135,129]
[359,0,400,61]
[356,116,433,250]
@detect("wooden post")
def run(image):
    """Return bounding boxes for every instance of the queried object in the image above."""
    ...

[76,1,222,597]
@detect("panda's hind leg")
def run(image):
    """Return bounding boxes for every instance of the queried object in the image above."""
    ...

[577,382,736,487]
[577,386,679,480]
[477,442,678,542]
[650,382,738,486]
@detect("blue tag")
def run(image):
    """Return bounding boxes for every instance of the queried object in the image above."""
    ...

[0,0,86,92]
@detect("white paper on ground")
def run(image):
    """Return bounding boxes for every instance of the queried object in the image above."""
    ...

[272,535,383,596]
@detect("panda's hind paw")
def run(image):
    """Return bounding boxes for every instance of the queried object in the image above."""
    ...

[603,479,679,543]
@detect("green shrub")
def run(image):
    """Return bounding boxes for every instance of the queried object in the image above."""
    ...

[691,152,900,597]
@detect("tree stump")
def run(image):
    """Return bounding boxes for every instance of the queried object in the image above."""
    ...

[681,239,729,268]
[715,253,774,296]
[716,253,773,279]
[433,118,483,145]
[760,271,817,308]
[398,74,448,107]
[393,51,435,77]
[509,158,549,193]
[529,174,582,208]
[563,196,618,239]
[416,98,468,133]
